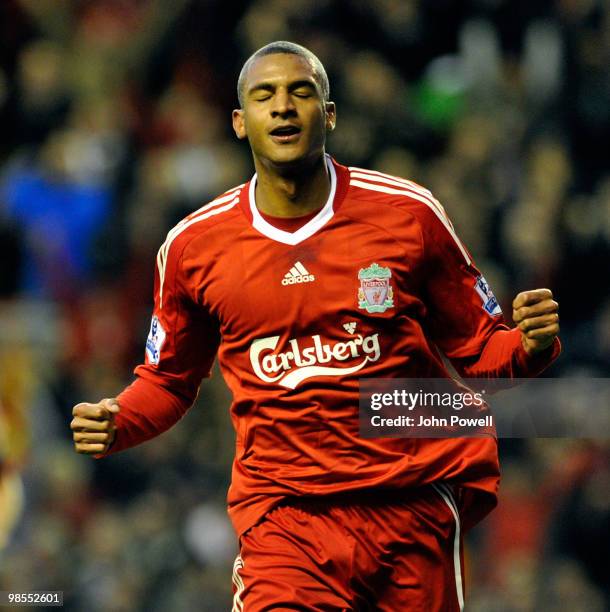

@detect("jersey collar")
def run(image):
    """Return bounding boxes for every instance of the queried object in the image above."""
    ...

[241,154,347,245]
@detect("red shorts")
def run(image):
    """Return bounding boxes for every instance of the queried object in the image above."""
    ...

[231,483,464,611]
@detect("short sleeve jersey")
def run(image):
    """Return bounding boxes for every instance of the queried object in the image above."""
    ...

[136,156,504,537]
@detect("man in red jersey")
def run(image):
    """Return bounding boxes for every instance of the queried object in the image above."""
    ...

[71,41,560,610]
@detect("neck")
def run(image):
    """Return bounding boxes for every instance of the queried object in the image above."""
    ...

[253,154,331,218]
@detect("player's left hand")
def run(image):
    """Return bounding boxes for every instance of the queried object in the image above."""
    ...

[512,289,559,355]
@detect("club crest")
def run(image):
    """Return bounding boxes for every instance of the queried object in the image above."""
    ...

[358,263,394,313]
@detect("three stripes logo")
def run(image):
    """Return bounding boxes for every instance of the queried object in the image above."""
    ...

[282,261,315,286]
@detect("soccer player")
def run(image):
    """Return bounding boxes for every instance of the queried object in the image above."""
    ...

[70,41,561,611]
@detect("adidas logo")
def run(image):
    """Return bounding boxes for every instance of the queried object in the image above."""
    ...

[282,261,315,286]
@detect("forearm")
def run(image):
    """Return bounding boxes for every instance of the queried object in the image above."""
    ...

[97,377,193,457]
[453,327,561,379]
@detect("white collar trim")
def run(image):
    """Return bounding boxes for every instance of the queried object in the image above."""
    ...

[248,155,337,245]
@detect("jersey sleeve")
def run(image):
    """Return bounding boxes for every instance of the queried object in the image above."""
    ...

[452,326,561,379]
[101,236,220,455]
[419,204,507,359]
[133,236,220,400]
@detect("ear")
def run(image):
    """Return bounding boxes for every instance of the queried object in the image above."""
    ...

[232,109,247,140]
[325,101,336,132]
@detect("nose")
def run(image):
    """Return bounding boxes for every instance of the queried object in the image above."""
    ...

[270,88,296,117]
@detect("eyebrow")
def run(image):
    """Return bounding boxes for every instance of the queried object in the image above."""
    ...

[248,79,318,97]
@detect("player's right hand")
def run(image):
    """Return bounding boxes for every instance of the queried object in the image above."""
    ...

[70,398,120,455]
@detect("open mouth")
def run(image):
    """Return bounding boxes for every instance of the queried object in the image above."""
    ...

[270,125,302,141]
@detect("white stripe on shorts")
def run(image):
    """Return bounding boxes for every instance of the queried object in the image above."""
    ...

[232,554,245,612]
[431,483,464,611]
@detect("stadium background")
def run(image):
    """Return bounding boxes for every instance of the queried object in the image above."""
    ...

[0,0,608,610]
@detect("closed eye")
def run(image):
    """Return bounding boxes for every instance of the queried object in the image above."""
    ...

[291,83,316,97]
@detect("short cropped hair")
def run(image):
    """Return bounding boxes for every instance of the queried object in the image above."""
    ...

[237,41,330,107]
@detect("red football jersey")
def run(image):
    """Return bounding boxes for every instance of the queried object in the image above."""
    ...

[108,156,559,537]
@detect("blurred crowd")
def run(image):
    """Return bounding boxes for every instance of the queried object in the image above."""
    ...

[0,0,609,610]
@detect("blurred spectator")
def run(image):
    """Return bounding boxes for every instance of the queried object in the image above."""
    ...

[1,129,113,300]
[14,39,70,147]
[0,345,30,550]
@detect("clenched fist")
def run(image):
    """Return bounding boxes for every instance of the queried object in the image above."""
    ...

[512,289,560,355]
[70,398,120,455]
